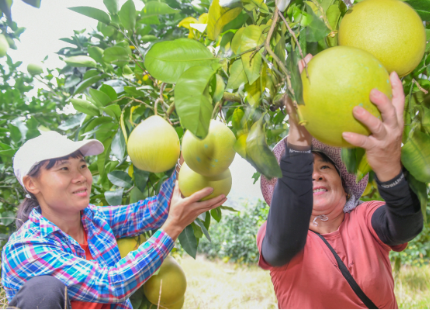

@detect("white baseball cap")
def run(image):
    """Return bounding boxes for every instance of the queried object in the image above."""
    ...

[13,131,104,188]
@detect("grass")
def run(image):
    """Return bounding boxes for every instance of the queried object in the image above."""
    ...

[1,258,430,309]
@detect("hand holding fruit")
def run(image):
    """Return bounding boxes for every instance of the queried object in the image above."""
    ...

[342,72,405,182]
[285,53,313,148]
[161,181,226,240]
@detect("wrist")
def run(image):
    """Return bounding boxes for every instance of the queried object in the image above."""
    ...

[161,218,183,241]
[374,164,402,183]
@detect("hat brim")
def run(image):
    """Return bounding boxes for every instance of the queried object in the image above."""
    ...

[260,136,368,208]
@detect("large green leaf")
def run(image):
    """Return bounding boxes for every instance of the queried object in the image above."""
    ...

[227,60,247,89]
[207,0,242,41]
[103,104,121,121]
[64,56,97,68]
[103,46,130,64]
[240,25,264,85]
[304,3,330,42]
[405,0,430,21]
[213,74,225,103]
[175,65,217,139]
[406,173,428,222]
[286,49,304,105]
[108,171,133,188]
[103,0,119,15]
[105,188,124,206]
[194,217,211,242]
[178,225,198,258]
[89,88,112,107]
[111,129,126,161]
[119,0,136,32]
[245,116,282,179]
[134,166,150,193]
[88,46,104,64]
[70,99,100,117]
[401,129,430,183]
[144,39,217,84]
[140,1,180,25]
[74,74,109,95]
[68,6,111,25]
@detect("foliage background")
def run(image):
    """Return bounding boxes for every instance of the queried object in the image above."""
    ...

[1,0,430,266]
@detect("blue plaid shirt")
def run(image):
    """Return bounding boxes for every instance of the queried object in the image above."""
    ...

[1,171,176,309]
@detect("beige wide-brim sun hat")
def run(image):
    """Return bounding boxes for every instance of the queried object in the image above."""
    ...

[13,131,104,189]
[260,136,369,213]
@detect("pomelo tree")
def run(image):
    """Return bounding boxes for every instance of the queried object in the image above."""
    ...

[1,0,430,265]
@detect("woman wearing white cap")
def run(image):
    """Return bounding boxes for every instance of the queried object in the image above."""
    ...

[2,131,226,309]
[257,55,423,309]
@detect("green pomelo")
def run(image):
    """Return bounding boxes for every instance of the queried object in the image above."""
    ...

[27,63,43,76]
[143,256,187,306]
[339,0,425,77]
[117,234,146,258]
[0,34,9,58]
[127,115,180,173]
[182,120,236,176]
[64,56,97,68]
[179,162,232,201]
[298,46,392,148]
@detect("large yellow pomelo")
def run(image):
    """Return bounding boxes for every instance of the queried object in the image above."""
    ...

[182,120,236,176]
[339,0,425,77]
[179,162,232,201]
[117,234,146,258]
[0,34,9,58]
[298,46,392,148]
[143,256,187,306]
[127,115,180,173]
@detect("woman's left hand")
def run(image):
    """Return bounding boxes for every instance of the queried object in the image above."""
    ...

[342,72,405,182]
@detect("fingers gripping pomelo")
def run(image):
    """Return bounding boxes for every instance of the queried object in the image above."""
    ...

[298,46,392,148]
[179,162,232,201]
[127,115,180,173]
[339,0,426,77]
[143,256,187,307]
[182,120,236,177]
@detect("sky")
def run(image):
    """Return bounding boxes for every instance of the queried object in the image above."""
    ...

[6,0,264,208]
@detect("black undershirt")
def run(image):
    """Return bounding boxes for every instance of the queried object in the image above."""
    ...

[261,144,423,268]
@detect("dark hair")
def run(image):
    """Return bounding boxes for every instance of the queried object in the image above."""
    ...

[16,150,84,229]
[312,151,349,199]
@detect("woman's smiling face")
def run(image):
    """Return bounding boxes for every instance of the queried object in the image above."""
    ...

[25,154,93,215]
[312,152,346,215]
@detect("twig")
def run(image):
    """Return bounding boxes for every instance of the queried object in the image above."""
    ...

[278,11,309,79]
[118,29,144,60]
[412,79,429,94]
[212,101,221,119]
[154,98,163,116]
[228,43,265,60]
[157,280,163,309]
[310,0,334,32]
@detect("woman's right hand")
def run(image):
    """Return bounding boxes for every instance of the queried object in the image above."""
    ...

[285,53,313,148]
[161,181,227,240]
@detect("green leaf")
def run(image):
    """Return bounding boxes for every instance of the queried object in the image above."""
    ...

[140,1,180,25]
[175,65,217,139]
[105,188,124,206]
[356,153,371,182]
[100,84,118,101]
[178,225,198,258]
[220,205,239,212]
[108,170,133,188]
[406,173,428,222]
[89,88,112,107]
[213,74,225,103]
[88,46,104,64]
[103,0,119,15]
[74,74,109,95]
[134,166,150,193]
[245,80,261,108]
[144,39,217,84]
[70,98,100,117]
[103,46,130,64]
[64,56,97,68]
[211,207,222,222]
[304,3,330,42]
[246,116,282,179]
[405,0,430,21]
[0,211,15,226]
[98,137,113,180]
[207,0,242,41]
[240,25,264,85]
[286,49,304,105]
[119,0,136,32]
[231,27,245,54]
[103,104,121,120]
[194,217,211,242]
[227,60,247,90]
[111,129,126,161]
[401,129,430,183]
[68,6,111,25]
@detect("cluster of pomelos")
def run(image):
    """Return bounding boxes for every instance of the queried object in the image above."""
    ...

[299,0,425,147]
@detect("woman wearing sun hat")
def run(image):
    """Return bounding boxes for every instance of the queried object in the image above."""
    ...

[257,55,423,309]
[2,131,226,309]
